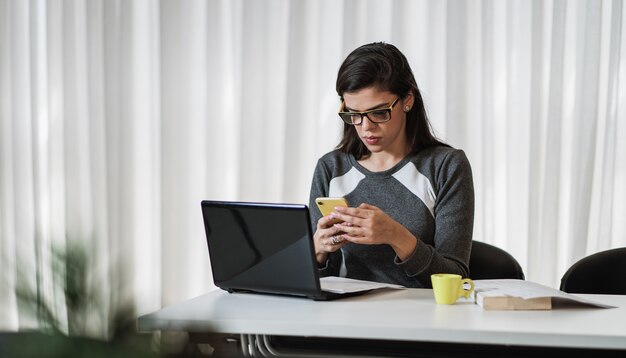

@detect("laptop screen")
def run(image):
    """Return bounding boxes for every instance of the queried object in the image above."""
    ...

[201,200,322,297]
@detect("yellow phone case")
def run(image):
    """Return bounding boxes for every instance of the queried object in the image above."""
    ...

[315,197,348,222]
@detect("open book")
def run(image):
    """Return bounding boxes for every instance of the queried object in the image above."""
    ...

[473,279,616,310]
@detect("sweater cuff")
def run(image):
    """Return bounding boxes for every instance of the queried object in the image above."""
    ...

[318,257,330,270]
[394,240,433,277]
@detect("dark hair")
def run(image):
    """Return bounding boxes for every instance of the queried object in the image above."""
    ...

[335,42,446,158]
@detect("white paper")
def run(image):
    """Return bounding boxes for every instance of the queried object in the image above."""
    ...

[320,276,406,294]
[474,279,615,308]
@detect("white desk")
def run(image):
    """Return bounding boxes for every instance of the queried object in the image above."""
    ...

[138,288,626,356]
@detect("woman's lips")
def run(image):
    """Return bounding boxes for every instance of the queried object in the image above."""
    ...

[364,136,380,145]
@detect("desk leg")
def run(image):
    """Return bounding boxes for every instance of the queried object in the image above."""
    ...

[186,334,351,358]
[186,332,245,357]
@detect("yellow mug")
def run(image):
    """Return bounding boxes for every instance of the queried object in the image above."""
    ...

[431,273,475,305]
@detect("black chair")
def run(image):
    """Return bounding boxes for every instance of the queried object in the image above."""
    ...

[559,247,626,295]
[468,241,525,280]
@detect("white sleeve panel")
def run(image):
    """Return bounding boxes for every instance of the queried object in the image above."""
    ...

[328,167,365,198]
[393,163,437,218]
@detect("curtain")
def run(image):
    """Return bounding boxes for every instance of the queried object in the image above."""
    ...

[1,0,625,336]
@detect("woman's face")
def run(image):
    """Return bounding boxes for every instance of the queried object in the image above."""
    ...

[342,87,413,156]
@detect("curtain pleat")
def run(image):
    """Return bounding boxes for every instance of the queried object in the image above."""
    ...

[611,0,626,248]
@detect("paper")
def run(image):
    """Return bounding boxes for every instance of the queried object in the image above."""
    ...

[473,279,616,309]
[320,276,406,294]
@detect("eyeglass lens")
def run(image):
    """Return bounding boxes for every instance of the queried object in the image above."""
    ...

[341,110,391,125]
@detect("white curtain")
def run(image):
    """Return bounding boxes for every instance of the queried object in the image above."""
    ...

[1,0,625,336]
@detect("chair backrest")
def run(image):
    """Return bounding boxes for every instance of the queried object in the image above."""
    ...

[468,241,525,280]
[559,247,626,295]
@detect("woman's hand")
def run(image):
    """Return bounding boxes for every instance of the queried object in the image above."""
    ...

[332,203,417,261]
[313,214,349,265]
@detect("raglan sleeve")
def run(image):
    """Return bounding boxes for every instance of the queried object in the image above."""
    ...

[308,157,342,277]
[396,149,475,285]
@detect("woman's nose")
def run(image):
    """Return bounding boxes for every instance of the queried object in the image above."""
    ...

[360,115,375,130]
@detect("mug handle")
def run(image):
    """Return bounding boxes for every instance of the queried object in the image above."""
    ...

[460,278,475,299]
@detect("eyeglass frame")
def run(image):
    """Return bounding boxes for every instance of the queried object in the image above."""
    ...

[338,97,400,125]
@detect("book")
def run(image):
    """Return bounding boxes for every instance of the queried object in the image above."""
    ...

[476,292,552,310]
[473,279,615,311]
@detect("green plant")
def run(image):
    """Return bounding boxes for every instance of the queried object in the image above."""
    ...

[7,239,161,357]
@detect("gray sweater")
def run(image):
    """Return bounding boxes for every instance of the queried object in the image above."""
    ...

[308,146,474,288]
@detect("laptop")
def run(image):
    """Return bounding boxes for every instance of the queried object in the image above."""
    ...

[200,200,378,300]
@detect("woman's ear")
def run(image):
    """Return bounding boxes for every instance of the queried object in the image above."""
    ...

[403,92,415,112]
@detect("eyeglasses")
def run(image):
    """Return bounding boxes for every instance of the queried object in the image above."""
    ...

[338,97,400,125]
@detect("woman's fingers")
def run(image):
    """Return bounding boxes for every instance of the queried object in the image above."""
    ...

[327,235,348,245]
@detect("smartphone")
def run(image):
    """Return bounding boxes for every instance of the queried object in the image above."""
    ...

[315,197,348,224]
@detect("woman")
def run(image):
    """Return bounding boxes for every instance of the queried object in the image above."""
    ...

[308,42,474,288]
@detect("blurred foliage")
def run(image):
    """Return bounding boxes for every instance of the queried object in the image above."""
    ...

[6,240,162,358]
[0,332,158,358]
